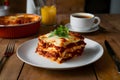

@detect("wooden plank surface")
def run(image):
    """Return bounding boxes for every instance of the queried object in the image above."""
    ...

[0,14,120,80]
[92,14,120,80]
[18,64,96,80]
[0,38,33,80]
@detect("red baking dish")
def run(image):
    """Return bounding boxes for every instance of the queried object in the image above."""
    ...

[0,14,41,38]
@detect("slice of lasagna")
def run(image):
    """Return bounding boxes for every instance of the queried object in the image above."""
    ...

[36,26,86,63]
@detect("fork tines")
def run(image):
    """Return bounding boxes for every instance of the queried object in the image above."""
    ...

[4,40,15,57]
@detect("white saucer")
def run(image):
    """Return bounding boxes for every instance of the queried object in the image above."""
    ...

[65,23,99,33]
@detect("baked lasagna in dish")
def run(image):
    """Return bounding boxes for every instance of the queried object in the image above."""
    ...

[36,26,86,63]
[0,14,40,26]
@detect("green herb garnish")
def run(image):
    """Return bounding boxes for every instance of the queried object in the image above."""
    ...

[49,25,69,38]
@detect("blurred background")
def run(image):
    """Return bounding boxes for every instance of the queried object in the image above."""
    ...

[0,0,120,15]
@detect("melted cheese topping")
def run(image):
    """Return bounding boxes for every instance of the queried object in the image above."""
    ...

[39,33,82,47]
[0,14,40,26]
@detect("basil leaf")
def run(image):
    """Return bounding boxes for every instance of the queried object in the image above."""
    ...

[49,25,69,38]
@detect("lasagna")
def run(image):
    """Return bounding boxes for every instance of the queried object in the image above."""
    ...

[36,27,86,63]
[0,14,40,26]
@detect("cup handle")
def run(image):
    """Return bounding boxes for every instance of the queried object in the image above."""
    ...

[92,16,100,28]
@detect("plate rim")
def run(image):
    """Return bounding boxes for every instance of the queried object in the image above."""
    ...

[17,38,103,70]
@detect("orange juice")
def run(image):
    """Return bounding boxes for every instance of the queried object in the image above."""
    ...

[41,5,56,25]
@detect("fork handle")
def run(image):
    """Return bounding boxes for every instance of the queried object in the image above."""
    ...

[0,56,5,64]
[0,56,8,72]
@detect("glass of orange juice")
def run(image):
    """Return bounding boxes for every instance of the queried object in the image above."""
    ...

[41,0,57,26]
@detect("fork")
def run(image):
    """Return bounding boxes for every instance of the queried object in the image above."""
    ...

[0,40,15,72]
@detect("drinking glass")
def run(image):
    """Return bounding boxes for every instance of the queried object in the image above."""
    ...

[41,0,57,26]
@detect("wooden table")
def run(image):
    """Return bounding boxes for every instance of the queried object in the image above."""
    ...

[0,14,120,80]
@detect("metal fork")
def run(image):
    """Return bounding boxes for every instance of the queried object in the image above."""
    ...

[0,40,15,72]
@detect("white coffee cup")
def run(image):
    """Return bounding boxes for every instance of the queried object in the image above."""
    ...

[70,13,100,31]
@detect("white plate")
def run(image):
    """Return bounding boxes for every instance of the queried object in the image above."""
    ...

[17,38,103,70]
[65,23,99,33]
